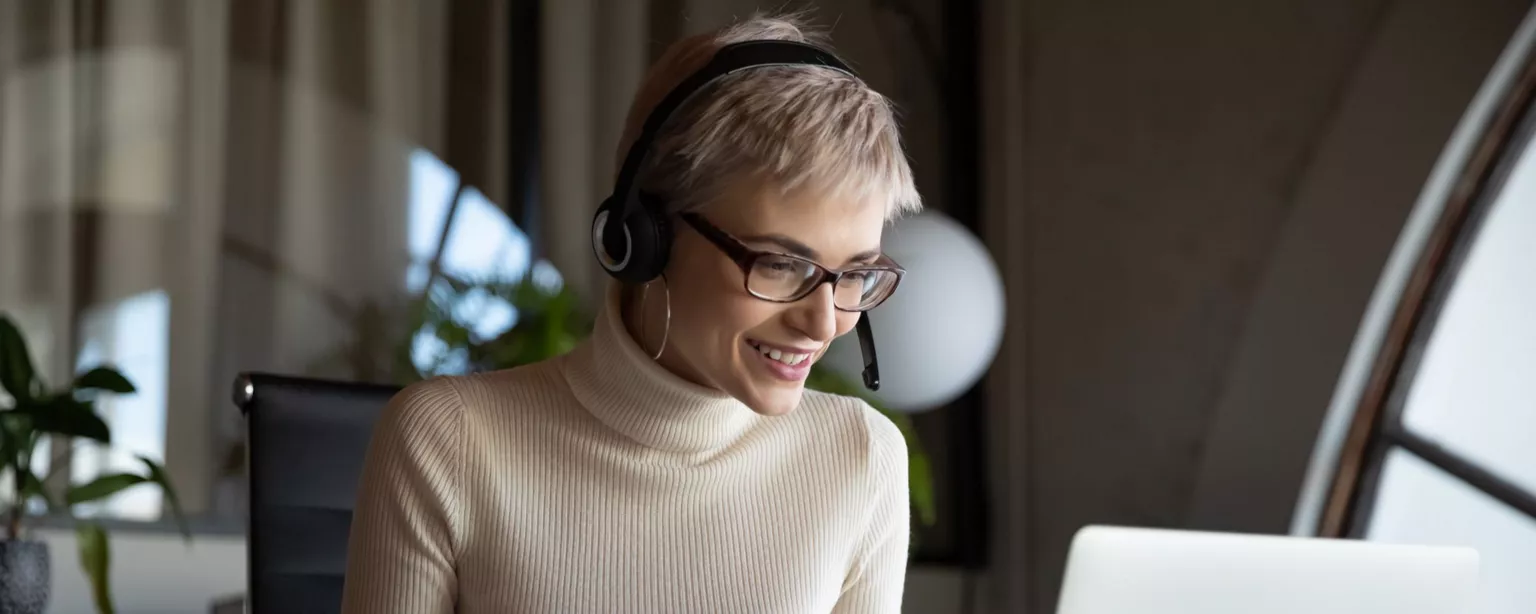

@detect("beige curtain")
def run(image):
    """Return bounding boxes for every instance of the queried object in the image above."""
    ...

[0,0,509,516]
[539,0,650,306]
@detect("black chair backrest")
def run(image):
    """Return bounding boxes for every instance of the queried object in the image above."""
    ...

[234,372,401,614]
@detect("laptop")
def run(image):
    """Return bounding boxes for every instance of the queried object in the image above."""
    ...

[1056,526,1481,614]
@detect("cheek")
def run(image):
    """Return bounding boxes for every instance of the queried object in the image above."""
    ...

[666,242,765,336]
[710,289,783,335]
[834,312,860,338]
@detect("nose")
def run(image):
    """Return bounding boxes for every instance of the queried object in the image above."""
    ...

[787,282,839,343]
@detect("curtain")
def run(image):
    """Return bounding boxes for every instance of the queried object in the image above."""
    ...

[0,0,511,517]
[539,0,649,306]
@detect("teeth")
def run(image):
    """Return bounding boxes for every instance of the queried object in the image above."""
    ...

[752,342,810,367]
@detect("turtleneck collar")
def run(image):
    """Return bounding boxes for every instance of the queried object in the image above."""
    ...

[560,281,761,454]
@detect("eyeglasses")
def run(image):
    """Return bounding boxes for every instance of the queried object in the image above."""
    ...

[680,212,904,312]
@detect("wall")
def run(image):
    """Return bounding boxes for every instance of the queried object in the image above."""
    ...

[38,528,245,614]
[1187,0,1536,533]
[1292,7,1536,538]
[980,0,1533,612]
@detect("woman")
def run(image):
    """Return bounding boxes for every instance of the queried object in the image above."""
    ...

[341,13,921,613]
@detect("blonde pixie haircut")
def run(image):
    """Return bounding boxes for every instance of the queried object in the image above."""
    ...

[616,12,922,222]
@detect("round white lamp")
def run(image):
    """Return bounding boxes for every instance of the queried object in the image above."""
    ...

[823,210,1006,413]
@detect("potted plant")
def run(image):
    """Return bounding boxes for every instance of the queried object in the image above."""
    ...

[0,315,188,614]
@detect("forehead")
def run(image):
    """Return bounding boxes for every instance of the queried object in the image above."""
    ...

[703,180,887,263]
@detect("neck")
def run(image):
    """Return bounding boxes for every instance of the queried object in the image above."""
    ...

[621,279,708,388]
[562,281,760,454]
[620,283,658,357]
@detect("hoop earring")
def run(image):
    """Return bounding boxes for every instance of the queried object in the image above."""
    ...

[642,275,671,361]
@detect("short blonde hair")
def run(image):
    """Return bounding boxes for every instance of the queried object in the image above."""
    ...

[616,12,921,220]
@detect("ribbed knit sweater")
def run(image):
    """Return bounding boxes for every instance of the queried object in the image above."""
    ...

[339,283,911,613]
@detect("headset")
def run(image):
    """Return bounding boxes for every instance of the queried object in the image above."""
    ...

[591,39,883,391]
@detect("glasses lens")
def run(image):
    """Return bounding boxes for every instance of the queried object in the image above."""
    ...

[747,256,902,310]
[747,255,822,300]
[835,269,901,310]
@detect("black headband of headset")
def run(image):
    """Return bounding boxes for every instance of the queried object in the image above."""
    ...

[604,40,857,249]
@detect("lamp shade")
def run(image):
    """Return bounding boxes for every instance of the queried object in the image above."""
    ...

[822,211,1005,412]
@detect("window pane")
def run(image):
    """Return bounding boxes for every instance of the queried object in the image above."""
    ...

[408,149,461,262]
[406,149,461,294]
[1366,448,1536,614]
[73,290,171,521]
[438,186,533,285]
[1400,127,1536,494]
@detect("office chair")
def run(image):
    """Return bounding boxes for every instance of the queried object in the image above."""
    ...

[234,372,402,614]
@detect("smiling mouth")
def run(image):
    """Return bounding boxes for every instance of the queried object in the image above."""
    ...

[747,340,816,367]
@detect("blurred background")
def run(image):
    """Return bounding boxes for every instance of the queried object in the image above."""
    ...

[1,0,1534,613]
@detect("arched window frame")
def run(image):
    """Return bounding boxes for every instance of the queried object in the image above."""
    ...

[1293,10,1536,538]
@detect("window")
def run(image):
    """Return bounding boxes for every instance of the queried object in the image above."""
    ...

[72,290,171,521]
[1395,149,1536,493]
[1316,43,1536,614]
[1366,450,1536,614]
[407,149,463,294]
[405,149,559,378]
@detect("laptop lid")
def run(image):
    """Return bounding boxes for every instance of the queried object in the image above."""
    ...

[1056,526,1480,614]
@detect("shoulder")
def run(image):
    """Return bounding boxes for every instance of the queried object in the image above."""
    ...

[797,389,908,478]
[362,377,469,458]
[381,376,467,427]
[797,391,910,544]
[377,360,561,426]
[395,360,568,417]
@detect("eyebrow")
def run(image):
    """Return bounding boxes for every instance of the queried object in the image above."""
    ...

[741,233,883,266]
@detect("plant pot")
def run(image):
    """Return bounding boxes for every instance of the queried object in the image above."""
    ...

[0,540,49,614]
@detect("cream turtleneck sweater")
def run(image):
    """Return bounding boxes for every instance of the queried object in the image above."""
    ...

[339,284,911,613]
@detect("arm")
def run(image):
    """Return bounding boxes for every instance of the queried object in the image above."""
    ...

[340,378,465,614]
[832,406,913,613]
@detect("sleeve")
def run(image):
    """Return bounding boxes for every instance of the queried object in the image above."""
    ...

[831,404,913,614]
[339,377,465,614]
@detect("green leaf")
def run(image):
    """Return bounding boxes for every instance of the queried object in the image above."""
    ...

[73,368,135,395]
[66,473,148,506]
[0,414,24,472]
[76,521,115,614]
[21,469,55,511]
[434,322,472,348]
[909,451,937,527]
[16,396,111,443]
[878,410,938,527]
[0,316,37,402]
[138,456,190,542]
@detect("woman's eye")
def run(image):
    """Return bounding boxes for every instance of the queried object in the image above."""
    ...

[755,258,801,279]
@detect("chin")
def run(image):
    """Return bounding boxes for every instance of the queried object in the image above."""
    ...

[738,383,805,417]
[728,340,817,416]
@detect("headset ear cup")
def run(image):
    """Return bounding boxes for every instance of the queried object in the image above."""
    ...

[592,197,631,275]
[592,195,671,284]
[622,194,673,283]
